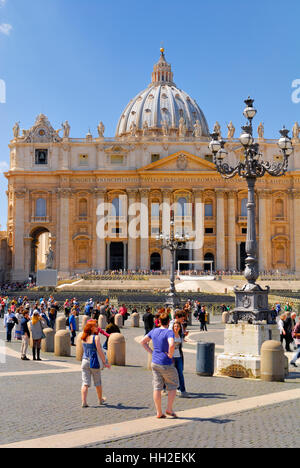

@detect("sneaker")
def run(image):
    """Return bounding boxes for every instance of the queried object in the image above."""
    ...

[290,362,298,368]
[177,391,189,398]
[82,403,89,408]
[98,397,107,406]
[161,390,168,397]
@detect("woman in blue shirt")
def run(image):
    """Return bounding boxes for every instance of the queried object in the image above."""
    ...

[141,311,179,419]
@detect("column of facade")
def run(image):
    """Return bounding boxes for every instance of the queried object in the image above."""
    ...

[13,189,26,280]
[192,189,204,270]
[139,189,150,270]
[227,191,237,270]
[293,190,300,272]
[162,189,171,272]
[58,188,71,276]
[94,189,106,273]
[215,189,226,270]
[127,189,138,271]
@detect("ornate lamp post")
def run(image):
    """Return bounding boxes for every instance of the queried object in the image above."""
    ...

[209,97,293,324]
[156,211,190,310]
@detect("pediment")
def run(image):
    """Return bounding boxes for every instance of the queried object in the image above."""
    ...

[138,151,217,173]
[104,145,130,154]
[23,114,62,143]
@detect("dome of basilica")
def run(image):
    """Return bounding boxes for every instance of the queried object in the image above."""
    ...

[116,49,209,138]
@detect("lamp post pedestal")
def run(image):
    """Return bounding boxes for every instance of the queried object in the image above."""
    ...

[216,322,282,379]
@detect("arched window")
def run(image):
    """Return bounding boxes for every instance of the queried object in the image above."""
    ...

[79,198,88,218]
[204,252,215,271]
[241,198,248,217]
[36,198,46,217]
[112,197,122,218]
[275,199,284,218]
[177,197,187,217]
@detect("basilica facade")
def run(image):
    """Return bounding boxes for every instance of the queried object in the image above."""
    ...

[3,49,300,281]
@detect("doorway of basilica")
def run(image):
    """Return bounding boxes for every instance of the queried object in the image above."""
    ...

[109,242,125,270]
[30,227,51,274]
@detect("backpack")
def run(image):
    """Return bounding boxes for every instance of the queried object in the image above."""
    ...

[90,336,100,369]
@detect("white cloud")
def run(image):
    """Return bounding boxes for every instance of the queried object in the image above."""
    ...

[0,23,12,35]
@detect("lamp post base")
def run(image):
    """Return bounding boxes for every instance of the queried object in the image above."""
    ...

[165,292,180,311]
[231,283,275,325]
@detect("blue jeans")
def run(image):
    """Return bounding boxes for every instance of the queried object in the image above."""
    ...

[174,356,186,393]
[291,344,300,364]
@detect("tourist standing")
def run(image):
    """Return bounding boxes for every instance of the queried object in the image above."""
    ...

[14,307,23,341]
[81,320,110,408]
[142,307,154,335]
[4,308,17,342]
[141,311,179,419]
[64,299,71,320]
[20,311,30,361]
[69,308,77,346]
[283,313,295,352]
[119,304,128,326]
[48,305,57,330]
[30,311,46,361]
[173,321,188,398]
[290,316,300,368]
[278,314,287,348]
[198,306,208,332]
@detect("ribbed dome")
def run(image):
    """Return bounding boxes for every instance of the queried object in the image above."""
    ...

[116,50,209,138]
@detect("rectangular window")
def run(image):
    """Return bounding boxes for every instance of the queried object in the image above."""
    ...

[151,154,160,163]
[112,228,122,234]
[79,154,89,166]
[111,155,124,164]
[205,204,213,217]
[204,154,213,163]
[35,149,48,165]
[151,227,160,235]
[205,228,214,234]
[151,202,160,218]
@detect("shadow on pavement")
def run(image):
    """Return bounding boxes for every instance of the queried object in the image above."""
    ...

[185,392,235,400]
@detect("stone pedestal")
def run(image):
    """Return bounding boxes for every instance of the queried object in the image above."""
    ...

[217,323,280,379]
[36,269,58,287]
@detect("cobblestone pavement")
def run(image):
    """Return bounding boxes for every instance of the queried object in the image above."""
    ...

[0,318,299,448]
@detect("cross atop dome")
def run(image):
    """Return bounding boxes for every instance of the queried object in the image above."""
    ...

[151,48,175,86]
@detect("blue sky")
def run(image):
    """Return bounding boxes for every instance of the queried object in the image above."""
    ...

[0,0,300,228]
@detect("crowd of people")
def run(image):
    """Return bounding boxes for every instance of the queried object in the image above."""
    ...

[1,294,300,416]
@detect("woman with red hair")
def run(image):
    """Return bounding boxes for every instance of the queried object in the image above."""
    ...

[81,320,110,408]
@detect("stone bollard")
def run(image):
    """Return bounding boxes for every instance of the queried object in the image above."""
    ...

[81,315,89,331]
[261,340,285,382]
[76,332,84,362]
[56,316,66,332]
[41,328,55,353]
[131,312,140,328]
[107,333,126,366]
[98,315,107,329]
[222,311,230,324]
[54,330,71,357]
[114,313,123,329]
